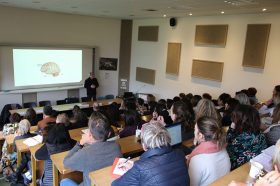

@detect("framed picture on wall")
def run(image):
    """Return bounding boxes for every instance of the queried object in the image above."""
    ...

[99,58,118,71]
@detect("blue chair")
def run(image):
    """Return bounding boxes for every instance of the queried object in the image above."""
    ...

[65,97,79,104]
[97,96,105,100]
[105,94,114,99]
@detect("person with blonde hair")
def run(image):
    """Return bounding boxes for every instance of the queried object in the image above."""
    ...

[112,122,190,186]
[235,92,251,105]
[187,116,230,186]
[196,99,220,121]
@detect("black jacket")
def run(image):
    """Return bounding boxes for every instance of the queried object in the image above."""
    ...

[84,77,99,95]
[112,146,190,186]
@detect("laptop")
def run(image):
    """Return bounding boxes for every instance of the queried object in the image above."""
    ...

[166,123,182,146]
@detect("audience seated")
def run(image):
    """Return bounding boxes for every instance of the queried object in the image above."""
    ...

[61,112,122,186]
[105,102,121,126]
[191,95,202,112]
[150,103,173,125]
[56,113,70,127]
[247,87,258,105]
[112,122,190,186]
[221,98,240,126]
[170,101,195,140]
[119,109,143,138]
[11,119,36,183]
[227,104,267,169]
[196,99,221,121]
[187,116,230,186]
[235,92,250,105]
[263,103,280,146]
[202,93,212,100]
[35,123,75,186]
[217,93,231,114]
[179,92,186,100]
[68,105,88,129]
[23,107,38,126]
[37,106,56,131]
[136,98,147,115]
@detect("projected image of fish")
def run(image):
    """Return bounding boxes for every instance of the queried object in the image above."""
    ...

[40,62,61,77]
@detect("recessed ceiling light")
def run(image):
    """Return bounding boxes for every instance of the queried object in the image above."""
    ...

[189,13,192,16]
[224,0,227,2]
[262,8,267,12]
[32,1,41,3]
[221,11,225,14]
[163,14,167,17]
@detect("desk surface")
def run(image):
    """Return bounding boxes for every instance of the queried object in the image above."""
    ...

[51,151,72,174]
[30,144,44,160]
[9,98,122,116]
[89,157,139,186]
[209,163,250,186]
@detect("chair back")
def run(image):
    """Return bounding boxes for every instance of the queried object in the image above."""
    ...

[105,94,114,99]
[81,97,91,102]
[23,102,37,108]
[56,100,66,105]
[39,100,51,107]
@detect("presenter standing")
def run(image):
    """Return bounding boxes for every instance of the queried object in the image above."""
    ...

[84,72,99,101]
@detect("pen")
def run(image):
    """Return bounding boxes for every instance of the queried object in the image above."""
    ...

[124,157,131,163]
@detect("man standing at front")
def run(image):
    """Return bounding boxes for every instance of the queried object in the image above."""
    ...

[84,72,99,101]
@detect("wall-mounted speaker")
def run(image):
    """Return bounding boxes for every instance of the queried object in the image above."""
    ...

[170,18,176,27]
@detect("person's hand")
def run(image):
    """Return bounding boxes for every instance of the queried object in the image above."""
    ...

[255,166,280,186]
[157,116,166,126]
[230,122,236,129]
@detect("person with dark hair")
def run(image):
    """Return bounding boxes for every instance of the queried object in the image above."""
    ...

[221,98,240,126]
[9,113,21,124]
[112,122,190,186]
[84,72,99,101]
[217,93,231,111]
[61,112,122,186]
[247,87,258,105]
[56,113,70,127]
[191,95,202,112]
[151,103,173,125]
[188,116,230,186]
[35,123,75,186]
[37,106,56,131]
[24,108,38,126]
[173,96,180,102]
[119,110,143,138]
[227,104,267,169]
[136,98,147,115]
[170,101,195,140]
[147,100,157,114]
[105,102,121,126]
[166,99,174,114]
[179,93,186,100]
[202,93,212,100]
[69,106,88,129]
[185,93,193,101]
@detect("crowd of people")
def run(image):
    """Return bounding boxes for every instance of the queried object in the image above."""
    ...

[1,84,280,186]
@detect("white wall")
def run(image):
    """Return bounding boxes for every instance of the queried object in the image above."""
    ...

[129,13,280,101]
[0,6,120,111]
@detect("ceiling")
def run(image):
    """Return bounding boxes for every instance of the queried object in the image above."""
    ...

[0,0,280,19]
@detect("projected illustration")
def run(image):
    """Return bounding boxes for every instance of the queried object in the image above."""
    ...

[40,62,61,77]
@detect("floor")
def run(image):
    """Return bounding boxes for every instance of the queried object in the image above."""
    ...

[0,174,10,186]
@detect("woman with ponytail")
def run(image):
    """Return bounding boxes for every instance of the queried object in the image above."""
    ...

[187,116,230,186]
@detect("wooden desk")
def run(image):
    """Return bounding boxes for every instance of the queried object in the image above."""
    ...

[209,163,250,186]
[30,144,43,186]
[51,135,143,186]
[89,157,139,186]
[117,136,143,156]
[9,98,122,116]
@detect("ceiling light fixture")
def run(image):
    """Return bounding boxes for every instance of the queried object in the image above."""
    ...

[262,8,267,12]
[221,11,225,14]
[189,13,192,16]
[163,14,167,17]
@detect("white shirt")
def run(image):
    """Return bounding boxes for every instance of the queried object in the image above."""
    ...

[189,149,231,186]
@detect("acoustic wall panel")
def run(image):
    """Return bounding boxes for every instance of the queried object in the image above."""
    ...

[136,67,156,85]
[242,24,271,68]
[191,60,224,82]
[195,25,228,47]
[138,26,159,41]
[166,43,181,75]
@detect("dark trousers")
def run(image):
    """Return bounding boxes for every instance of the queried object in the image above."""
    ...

[87,94,96,101]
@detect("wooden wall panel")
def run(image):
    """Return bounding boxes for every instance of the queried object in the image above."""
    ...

[191,59,224,82]
[166,43,181,75]
[242,24,271,68]
[138,26,159,41]
[195,25,228,47]
[136,67,155,85]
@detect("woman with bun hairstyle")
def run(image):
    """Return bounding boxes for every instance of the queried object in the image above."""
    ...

[187,116,230,186]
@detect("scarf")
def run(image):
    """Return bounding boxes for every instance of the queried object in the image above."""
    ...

[187,141,220,165]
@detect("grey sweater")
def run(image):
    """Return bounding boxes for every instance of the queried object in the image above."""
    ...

[63,141,122,186]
